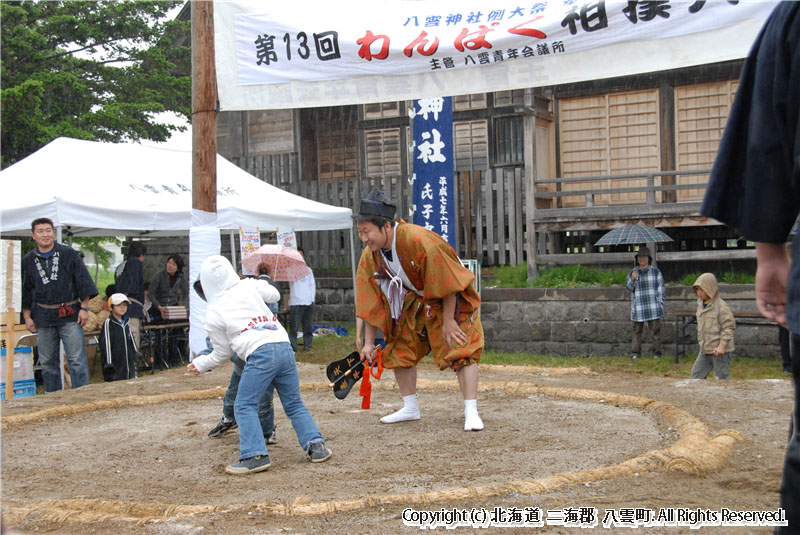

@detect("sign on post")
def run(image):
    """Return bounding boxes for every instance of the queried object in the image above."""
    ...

[239,227,261,275]
[277,228,298,249]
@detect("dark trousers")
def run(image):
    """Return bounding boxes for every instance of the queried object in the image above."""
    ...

[780,326,792,372]
[632,319,662,357]
[289,304,314,352]
[779,332,800,533]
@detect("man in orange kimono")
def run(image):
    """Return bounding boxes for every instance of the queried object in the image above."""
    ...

[355,189,484,431]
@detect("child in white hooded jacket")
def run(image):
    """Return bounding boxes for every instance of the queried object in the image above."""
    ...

[188,255,331,475]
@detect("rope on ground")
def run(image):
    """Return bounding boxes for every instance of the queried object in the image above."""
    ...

[2,376,745,527]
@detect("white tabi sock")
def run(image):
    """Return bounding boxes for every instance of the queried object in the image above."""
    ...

[380,394,421,423]
[464,399,484,431]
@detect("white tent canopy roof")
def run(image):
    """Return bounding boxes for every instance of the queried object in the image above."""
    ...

[0,137,352,237]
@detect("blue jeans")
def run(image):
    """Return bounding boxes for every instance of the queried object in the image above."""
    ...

[234,342,323,460]
[36,322,90,392]
[223,355,275,436]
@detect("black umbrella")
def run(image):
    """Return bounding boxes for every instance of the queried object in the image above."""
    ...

[594,224,673,246]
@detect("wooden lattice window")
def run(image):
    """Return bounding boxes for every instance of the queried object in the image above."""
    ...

[494,89,524,108]
[674,81,738,201]
[453,93,487,110]
[363,101,402,119]
[365,128,402,179]
[495,117,523,165]
[317,108,359,181]
[454,121,488,171]
[558,89,660,206]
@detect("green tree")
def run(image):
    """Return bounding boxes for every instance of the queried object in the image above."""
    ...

[1,0,190,168]
[73,236,122,281]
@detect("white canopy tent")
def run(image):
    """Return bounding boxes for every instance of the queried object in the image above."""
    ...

[0,137,355,358]
[0,137,352,236]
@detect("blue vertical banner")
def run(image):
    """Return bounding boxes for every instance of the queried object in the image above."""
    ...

[411,97,456,249]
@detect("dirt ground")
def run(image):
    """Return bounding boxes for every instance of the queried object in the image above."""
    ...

[0,360,793,534]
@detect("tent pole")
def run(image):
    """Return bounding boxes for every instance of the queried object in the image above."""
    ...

[230,230,236,270]
[349,227,357,299]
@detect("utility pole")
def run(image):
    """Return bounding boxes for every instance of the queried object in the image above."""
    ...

[188,0,219,361]
[192,0,217,215]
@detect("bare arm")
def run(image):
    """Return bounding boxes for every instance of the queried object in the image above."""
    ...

[22,309,36,333]
[442,293,468,349]
[361,321,378,361]
[755,242,790,327]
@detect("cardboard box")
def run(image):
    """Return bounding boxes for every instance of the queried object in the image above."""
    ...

[163,306,188,320]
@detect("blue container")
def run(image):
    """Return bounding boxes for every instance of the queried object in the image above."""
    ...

[0,346,32,355]
[1,378,37,401]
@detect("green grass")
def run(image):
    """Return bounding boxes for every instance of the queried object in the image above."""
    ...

[484,264,755,289]
[295,324,788,381]
[89,267,115,296]
[479,350,784,379]
[678,272,756,286]
[484,264,628,288]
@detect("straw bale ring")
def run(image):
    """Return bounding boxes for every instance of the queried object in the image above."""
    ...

[1,368,745,527]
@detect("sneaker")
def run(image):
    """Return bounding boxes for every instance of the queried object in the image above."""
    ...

[631,355,639,360]
[208,418,237,438]
[225,455,271,475]
[653,355,661,360]
[307,440,332,463]
[265,427,278,445]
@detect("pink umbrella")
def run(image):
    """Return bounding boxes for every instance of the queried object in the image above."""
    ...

[241,244,310,282]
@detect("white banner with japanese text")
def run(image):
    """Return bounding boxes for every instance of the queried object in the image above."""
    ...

[214,0,777,110]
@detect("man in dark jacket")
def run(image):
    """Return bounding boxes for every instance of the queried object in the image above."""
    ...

[22,217,98,392]
[700,3,799,531]
[116,241,147,348]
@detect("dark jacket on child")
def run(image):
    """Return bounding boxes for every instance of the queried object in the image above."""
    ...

[99,316,138,381]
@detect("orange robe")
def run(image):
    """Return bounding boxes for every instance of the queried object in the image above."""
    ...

[355,221,483,370]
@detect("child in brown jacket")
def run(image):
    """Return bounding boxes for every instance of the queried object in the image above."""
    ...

[690,273,736,380]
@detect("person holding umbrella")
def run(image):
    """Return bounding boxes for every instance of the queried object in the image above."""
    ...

[625,246,665,360]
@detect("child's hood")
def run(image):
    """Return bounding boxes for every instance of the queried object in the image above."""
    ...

[199,255,240,303]
[692,272,719,300]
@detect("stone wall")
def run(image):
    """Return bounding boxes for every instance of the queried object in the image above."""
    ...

[481,285,781,359]
[314,278,356,324]
[314,278,782,359]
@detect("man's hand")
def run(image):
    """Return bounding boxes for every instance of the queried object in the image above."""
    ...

[714,343,726,357]
[187,362,200,375]
[361,342,377,362]
[77,308,89,328]
[755,242,790,327]
[158,306,166,317]
[24,317,37,334]
[442,318,468,349]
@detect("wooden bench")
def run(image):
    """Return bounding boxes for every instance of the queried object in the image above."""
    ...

[667,310,778,363]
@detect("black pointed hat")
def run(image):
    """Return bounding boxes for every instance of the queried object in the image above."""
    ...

[359,188,396,219]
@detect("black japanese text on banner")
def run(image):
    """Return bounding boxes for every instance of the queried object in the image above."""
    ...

[214,0,776,111]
